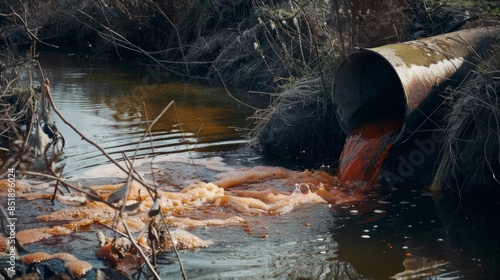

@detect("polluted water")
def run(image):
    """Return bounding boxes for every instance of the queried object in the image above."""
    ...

[337,117,402,184]
[0,115,405,278]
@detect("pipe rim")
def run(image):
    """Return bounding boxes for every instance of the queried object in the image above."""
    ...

[332,49,407,138]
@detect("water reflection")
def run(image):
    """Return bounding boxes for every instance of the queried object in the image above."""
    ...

[333,180,500,279]
[37,52,266,176]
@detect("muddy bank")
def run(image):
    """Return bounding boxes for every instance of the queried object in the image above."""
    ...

[0,0,437,90]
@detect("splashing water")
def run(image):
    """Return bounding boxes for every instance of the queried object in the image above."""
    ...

[338,118,402,184]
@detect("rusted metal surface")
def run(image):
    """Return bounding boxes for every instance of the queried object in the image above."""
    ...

[332,27,500,142]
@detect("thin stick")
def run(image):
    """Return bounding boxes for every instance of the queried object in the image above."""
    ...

[141,103,188,280]
[212,65,259,110]
[122,220,161,280]
[165,222,187,280]
[0,12,58,49]
[41,79,155,192]
[22,171,114,207]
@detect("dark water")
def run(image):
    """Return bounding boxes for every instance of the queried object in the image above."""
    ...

[10,52,500,279]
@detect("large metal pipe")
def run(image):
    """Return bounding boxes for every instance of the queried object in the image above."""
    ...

[332,27,500,142]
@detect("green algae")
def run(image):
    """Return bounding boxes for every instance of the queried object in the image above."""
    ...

[382,43,450,68]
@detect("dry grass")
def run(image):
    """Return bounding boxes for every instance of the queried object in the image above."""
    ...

[0,46,38,151]
[246,0,345,159]
[248,73,345,160]
[432,50,500,195]
[0,87,38,146]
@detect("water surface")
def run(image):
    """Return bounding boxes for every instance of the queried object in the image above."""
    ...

[38,52,265,176]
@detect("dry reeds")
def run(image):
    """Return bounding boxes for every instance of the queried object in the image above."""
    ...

[0,48,38,153]
[248,74,345,160]
[431,51,500,195]
[0,87,38,146]
[246,0,344,159]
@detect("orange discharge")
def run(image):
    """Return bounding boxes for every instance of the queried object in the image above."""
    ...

[338,118,402,183]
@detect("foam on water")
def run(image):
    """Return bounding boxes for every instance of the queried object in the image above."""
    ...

[3,158,374,250]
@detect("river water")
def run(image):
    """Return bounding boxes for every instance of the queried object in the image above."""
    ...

[36,52,268,177]
[5,52,499,279]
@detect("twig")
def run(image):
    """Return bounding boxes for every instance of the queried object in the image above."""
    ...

[141,103,188,280]
[144,0,190,76]
[0,12,59,49]
[122,220,161,280]
[212,65,259,110]
[163,219,188,280]
[41,79,155,192]
[21,171,113,207]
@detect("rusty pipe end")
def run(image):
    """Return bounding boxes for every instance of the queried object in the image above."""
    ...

[332,49,407,140]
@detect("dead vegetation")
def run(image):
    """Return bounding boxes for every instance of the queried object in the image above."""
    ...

[247,0,416,160]
[0,46,44,169]
[1,1,500,279]
[2,0,498,182]
[1,8,500,280]
[431,49,500,196]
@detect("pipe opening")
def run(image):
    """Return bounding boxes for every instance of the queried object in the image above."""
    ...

[333,50,406,135]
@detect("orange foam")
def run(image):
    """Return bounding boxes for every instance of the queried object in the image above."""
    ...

[16,228,53,245]
[214,166,292,189]
[0,236,7,257]
[14,161,378,257]
[0,179,52,200]
[22,251,92,277]
[167,216,244,229]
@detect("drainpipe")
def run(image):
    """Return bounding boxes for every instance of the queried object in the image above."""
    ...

[332,26,500,142]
